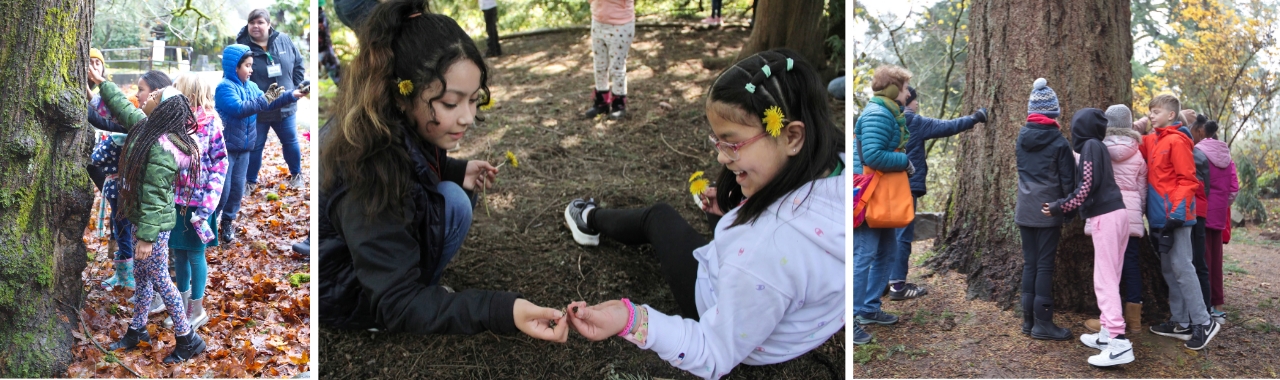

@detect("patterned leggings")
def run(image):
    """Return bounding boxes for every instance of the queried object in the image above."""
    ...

[591,20,635,96]
[130,228,191,336]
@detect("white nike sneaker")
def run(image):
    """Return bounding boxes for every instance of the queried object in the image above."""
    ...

[1081,326,1111,350]
[1088,336,1134,367]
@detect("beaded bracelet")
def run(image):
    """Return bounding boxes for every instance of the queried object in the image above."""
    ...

[618,298,636,337]
[622,305,649,346]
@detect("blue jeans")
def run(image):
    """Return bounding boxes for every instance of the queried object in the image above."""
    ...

[108,196,134,260]
[248,114,302,183]
[216,151,251,221]
[429,181,477,285]
[173,248,208,299]
[828,76,846,100]
[854,225,896,315]
[890,198,919,283]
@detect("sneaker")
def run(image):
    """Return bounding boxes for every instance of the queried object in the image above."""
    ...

[701,16,716,24]
[287,174,306,189]
[1184,321,1220,350]
[1149,321,1192,341]
[1210,307,1227,325]
[853,323,872,345]
[855,311,899,325]
[888,283,929,301]
[564,198,600,246]
[1088,336,1134,367]
[246,182,258,193]
[1080,326,1110,350]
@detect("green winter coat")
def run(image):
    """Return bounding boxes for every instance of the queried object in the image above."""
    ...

[99,81,146,130]
[126,134,192,243]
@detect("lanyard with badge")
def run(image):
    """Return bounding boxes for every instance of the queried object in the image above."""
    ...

[264,51,283,78]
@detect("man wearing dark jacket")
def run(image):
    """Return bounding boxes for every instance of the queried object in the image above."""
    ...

[238,8,307,190]
[887,87,987,300]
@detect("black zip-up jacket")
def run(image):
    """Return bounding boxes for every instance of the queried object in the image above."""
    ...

[236,26,305,122]
[1015,120,1077,227]
[319,122,519,335]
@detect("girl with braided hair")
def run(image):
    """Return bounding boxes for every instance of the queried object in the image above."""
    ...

[562,49,845,379]
[107,92,208,363]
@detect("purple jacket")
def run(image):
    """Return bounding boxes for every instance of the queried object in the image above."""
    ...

[1196,138,1238,230]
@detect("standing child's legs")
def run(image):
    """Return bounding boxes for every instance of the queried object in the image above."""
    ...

[1091,209,1129,336]
[1205,228,1225,307]
[173,249,208,300]
[1191,217,1211,314]
[1020,225,1069,339]
[1162,226,1210,327]
[603,22,634,97]
[590,20,612,93]
[1120,236,1144,303]
[588,203,706,319]
[130,230,191,336]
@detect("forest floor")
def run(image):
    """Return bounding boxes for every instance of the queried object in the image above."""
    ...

[317,26,846,379]
[65,99,314,378]
[853,226,1280,378]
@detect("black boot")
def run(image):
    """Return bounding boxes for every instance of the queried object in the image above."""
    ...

[218,217,235,244]
[1021,293,1035,336]
[108,327,150,351]
[608,94,627,120]
[1031,296,1071,340]
[163,331,206,364]
[583,90,609,119]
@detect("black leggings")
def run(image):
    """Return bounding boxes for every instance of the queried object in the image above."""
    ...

[1019,226,1060,299]
[1192,217,1211,313]
[589,203,706,319]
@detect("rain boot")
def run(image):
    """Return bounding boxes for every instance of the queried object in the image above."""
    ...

[188,297,209,329]
[1021,293,1035,335]
[608,94,627,120]
[108,327,149,351]
[119,259,136,289]
[102,259,124,289]
[163,331,206,364]
[583,90,610,119]
[164,291,190,328]
[1031,296,1071,340]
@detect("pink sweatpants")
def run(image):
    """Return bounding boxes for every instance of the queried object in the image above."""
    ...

[1091,208,1129,337]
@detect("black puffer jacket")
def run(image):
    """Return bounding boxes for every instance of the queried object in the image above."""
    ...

[319,122,519,335]
[1047,108,1125,219]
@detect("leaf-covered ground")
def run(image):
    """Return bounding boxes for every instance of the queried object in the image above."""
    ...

[67,101,314,378]
[854,227,1280,378]
[318,26,846,379]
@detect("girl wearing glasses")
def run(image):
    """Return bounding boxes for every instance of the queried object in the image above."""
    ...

[562,49,845,379]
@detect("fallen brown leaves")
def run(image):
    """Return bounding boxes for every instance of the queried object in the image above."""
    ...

[69,133,312,378]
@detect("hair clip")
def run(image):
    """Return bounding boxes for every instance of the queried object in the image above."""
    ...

[762,65,772,78]
[786,58,794,71]
[409,12,422,18]
[744,83,756,93]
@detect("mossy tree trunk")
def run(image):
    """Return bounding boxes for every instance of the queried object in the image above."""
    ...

[0,0,95,376]
[925,0,1171,319]
[735,0,827,74]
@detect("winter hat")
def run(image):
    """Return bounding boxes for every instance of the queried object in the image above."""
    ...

[89,48,105,63]
[1105,104,1133,130]
[1027,78,1060,119]
[905,86,918,106]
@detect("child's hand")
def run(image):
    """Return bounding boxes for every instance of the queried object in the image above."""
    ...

[566,300,629,341]
[135,240,154,261]
[86,64,105,86]
[464,160,498,191]
[512,299,569,343]
[1041,203,1052,216]
[700,187,724,216]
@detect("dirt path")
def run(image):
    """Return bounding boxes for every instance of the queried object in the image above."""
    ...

[318,27,845,380]
[854,228,1280,378]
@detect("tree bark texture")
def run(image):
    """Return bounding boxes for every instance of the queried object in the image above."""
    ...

[735,0,827,73]
[926,0,1172,320]
[0,0,95,376]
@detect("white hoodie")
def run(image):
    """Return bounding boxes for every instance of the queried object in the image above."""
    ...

[638,156,847,379]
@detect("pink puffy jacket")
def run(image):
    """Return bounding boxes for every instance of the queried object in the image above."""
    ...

[1196,138,1239,230]
[1083,128,1147,237]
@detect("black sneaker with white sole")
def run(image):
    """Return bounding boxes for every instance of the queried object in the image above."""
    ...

[888,283,929,301]
[565,198,600,246]
[1149,321,1192,340]
[1184,320,1220,350]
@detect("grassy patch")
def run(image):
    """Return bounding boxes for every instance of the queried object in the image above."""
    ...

[911,310,936,325]
[854,343,884,365]
[1225,258,1248,274]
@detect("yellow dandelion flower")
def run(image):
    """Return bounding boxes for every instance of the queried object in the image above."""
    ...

[398,79,414,96]
[505,150,519,168]
[689,178,710,196]
[688,171,705,183]
[763,106,785,137]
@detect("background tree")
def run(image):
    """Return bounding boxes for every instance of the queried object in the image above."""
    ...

[0,0,96,376]
[735,0,829,74]
[921,0,1167,315]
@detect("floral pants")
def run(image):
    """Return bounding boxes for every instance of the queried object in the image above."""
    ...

[591,20,635,96]
[130,228,191,336]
